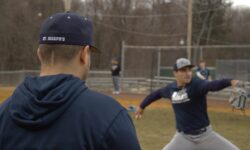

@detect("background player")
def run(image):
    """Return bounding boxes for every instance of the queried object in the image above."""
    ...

[196,60,212,81]
[111,58,121,94]
[135,58,240,150]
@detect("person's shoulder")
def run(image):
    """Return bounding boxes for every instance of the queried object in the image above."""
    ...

[88,90,119,100]
[72,89,126,126]
[77,89,124,111]
[165,82,176,89]
[0,97,11,114]
[191,77,201,82]
[190,77,207,86]
[159,82,174,94]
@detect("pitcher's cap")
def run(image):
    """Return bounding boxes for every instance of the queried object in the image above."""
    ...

[173,58,194,70]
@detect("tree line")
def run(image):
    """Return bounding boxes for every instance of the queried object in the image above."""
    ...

[1,0,250,71]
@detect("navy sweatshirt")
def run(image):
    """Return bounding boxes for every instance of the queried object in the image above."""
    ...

[140,78,232,132]
[0,74,141,150]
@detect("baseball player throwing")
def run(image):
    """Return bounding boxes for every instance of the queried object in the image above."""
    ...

[135,58,240,150]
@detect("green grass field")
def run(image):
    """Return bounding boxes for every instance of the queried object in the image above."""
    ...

[1,88,250,150]
[131,108,250,150]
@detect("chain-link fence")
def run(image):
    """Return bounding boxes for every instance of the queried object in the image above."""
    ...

[2,45,250,94]
[122,44,250,79]
[0,70,39,87]
[122,45,187,78]
[216,60,250,81]
[0,70,111,87]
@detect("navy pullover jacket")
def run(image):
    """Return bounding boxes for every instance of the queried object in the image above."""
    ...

[0,74,141,150]
[140,78,232,132]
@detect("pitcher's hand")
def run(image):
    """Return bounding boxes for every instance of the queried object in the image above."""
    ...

[135,107,144,120]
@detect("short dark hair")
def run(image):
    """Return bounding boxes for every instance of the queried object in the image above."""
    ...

[38,44,82,64]
[199,60,206,63]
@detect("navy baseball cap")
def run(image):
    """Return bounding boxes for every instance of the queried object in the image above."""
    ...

[173,58,194,71]
[39,12,99,52]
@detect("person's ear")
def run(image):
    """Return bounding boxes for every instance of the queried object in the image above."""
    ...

[37,48,42,62]
[80,45,90,64]
[173,70,177,76]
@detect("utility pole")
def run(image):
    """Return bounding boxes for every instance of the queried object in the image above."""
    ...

[63,0,72,12]
[187,0,193,60]
[121,40,125,78]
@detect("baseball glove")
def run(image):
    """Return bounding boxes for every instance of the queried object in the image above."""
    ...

[229,82,248,111]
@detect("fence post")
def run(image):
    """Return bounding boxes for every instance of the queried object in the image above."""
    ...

[121,40,125,78]
[200,47,203,60]
[150,51,157,93]
[157,48,161,77]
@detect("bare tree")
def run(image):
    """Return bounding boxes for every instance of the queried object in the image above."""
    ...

[0,0,64,70]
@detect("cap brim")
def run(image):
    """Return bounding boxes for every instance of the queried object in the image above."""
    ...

[178,64,194,70]
[90,45,100,53]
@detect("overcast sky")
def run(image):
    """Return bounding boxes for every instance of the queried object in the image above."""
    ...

[231,0,250,7]
[80,0,250,8]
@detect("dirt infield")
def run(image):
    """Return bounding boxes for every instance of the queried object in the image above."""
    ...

[0,87,249,116]
[0,87,14,102]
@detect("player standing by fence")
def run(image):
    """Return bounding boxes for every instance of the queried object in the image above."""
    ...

[111,58,121,94]
[196,60,212,81]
